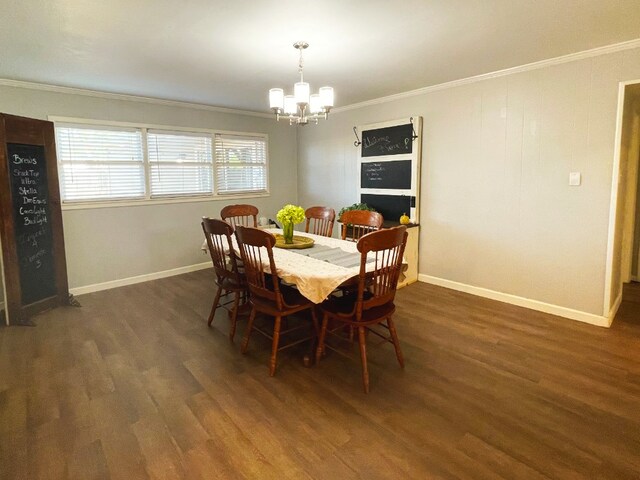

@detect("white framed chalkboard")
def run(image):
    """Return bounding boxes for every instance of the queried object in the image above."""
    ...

[357,117,422,224]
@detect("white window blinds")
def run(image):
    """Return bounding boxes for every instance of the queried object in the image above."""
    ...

[54,121,269,203]
[147,130,213,197]
[56,125,145,201]
[214,134,267,194]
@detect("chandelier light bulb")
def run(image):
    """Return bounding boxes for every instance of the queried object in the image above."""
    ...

[319,86,334,109]
[284,95,297,115]
[309,94,321,114]
[269,88,284,110]
[294,82,310,106]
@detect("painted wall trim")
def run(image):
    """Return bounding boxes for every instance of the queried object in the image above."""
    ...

[334,38,640,113]
[0,78,272,119]
[69,262,211,296]
[60,192,271,211]
[418,274,612,328]
[604,82,628,315]
[608,292,623,324]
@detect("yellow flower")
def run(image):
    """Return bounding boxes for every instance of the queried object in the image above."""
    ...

[276,204,305,225]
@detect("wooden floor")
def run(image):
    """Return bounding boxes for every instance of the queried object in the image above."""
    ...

[1,272,640,480]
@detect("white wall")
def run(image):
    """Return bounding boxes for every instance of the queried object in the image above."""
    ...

[0,84,298,291]
[298,47,640,318]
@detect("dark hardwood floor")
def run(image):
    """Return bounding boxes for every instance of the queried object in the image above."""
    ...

[1,271,640,480]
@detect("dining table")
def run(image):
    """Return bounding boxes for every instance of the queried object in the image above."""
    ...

[202,227,392,304]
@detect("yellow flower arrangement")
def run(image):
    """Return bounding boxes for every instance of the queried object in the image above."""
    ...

[276,204,305,225]
[277,204,305,244]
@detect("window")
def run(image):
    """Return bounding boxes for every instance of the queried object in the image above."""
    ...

[53,120,269,204]
[56,125,145,201]
[214,134,268,194]
[147,130,213,197]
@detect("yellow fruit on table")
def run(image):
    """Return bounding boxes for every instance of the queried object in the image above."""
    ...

[399,213,410,225]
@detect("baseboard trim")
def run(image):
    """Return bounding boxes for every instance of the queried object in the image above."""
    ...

[418,274,611,328]
[69,262,211,296]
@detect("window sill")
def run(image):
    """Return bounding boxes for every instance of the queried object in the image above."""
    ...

[61,192,271,211]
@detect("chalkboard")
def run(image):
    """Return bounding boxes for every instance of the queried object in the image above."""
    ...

[361,160,411,189]
[0,114,70,325]
[361,194,413,223]
[361,123,413,157]
[8,143,57,305]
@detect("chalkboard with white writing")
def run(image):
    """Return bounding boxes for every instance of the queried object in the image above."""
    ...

[361,160,412,189]
[361,123,413,157]
[0,113,70,325]
[8,143,57,305]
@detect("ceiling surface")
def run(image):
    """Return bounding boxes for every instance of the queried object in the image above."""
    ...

[2,0,640,112]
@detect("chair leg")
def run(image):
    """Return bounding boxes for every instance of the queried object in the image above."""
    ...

[357,326,370,393]
[315,313,329,364]
[269,316,282,377]
[229,291,241,342]
[387,317,404,368]
[308,307,320,365]
[241,306,257,354]
[207,285,224,327]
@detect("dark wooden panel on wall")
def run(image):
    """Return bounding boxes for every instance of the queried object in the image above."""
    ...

[0,113,70,325]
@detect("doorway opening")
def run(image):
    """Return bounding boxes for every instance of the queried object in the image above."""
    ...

[606,80,640,323]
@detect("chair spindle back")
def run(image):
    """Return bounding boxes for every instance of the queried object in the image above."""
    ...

[355,226,408,319]
[234,226,285,310]
[340,210,384,242]
[305,206,336,237]
[221,204,259,228]
[201,217,242,283]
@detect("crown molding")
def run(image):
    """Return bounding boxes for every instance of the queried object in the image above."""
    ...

[334,38,640,114]
[0,78,272,119]
[3,38,640,118]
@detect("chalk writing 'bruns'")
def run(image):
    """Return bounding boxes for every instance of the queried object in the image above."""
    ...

[12,154,38,165]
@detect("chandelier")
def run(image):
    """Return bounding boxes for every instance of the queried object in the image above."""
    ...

[269,42,334,125]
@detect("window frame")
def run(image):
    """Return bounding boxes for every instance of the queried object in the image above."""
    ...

[49,116,270,210]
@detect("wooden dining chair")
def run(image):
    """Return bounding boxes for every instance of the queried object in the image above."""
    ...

[201,217,248,341]
[234,226,319,376]
[305,206,336,237]
[340,210,384,242]
[316,225,408,393]
[221,204,259,228]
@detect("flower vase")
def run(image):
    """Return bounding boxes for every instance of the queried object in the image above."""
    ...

[282,222,294,244]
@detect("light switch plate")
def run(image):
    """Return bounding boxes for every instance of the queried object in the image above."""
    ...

[569,172,581,186]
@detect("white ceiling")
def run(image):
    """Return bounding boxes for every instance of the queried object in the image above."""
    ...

[2,0,640,112]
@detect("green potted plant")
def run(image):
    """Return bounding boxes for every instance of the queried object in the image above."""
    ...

[338,202,376,223]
